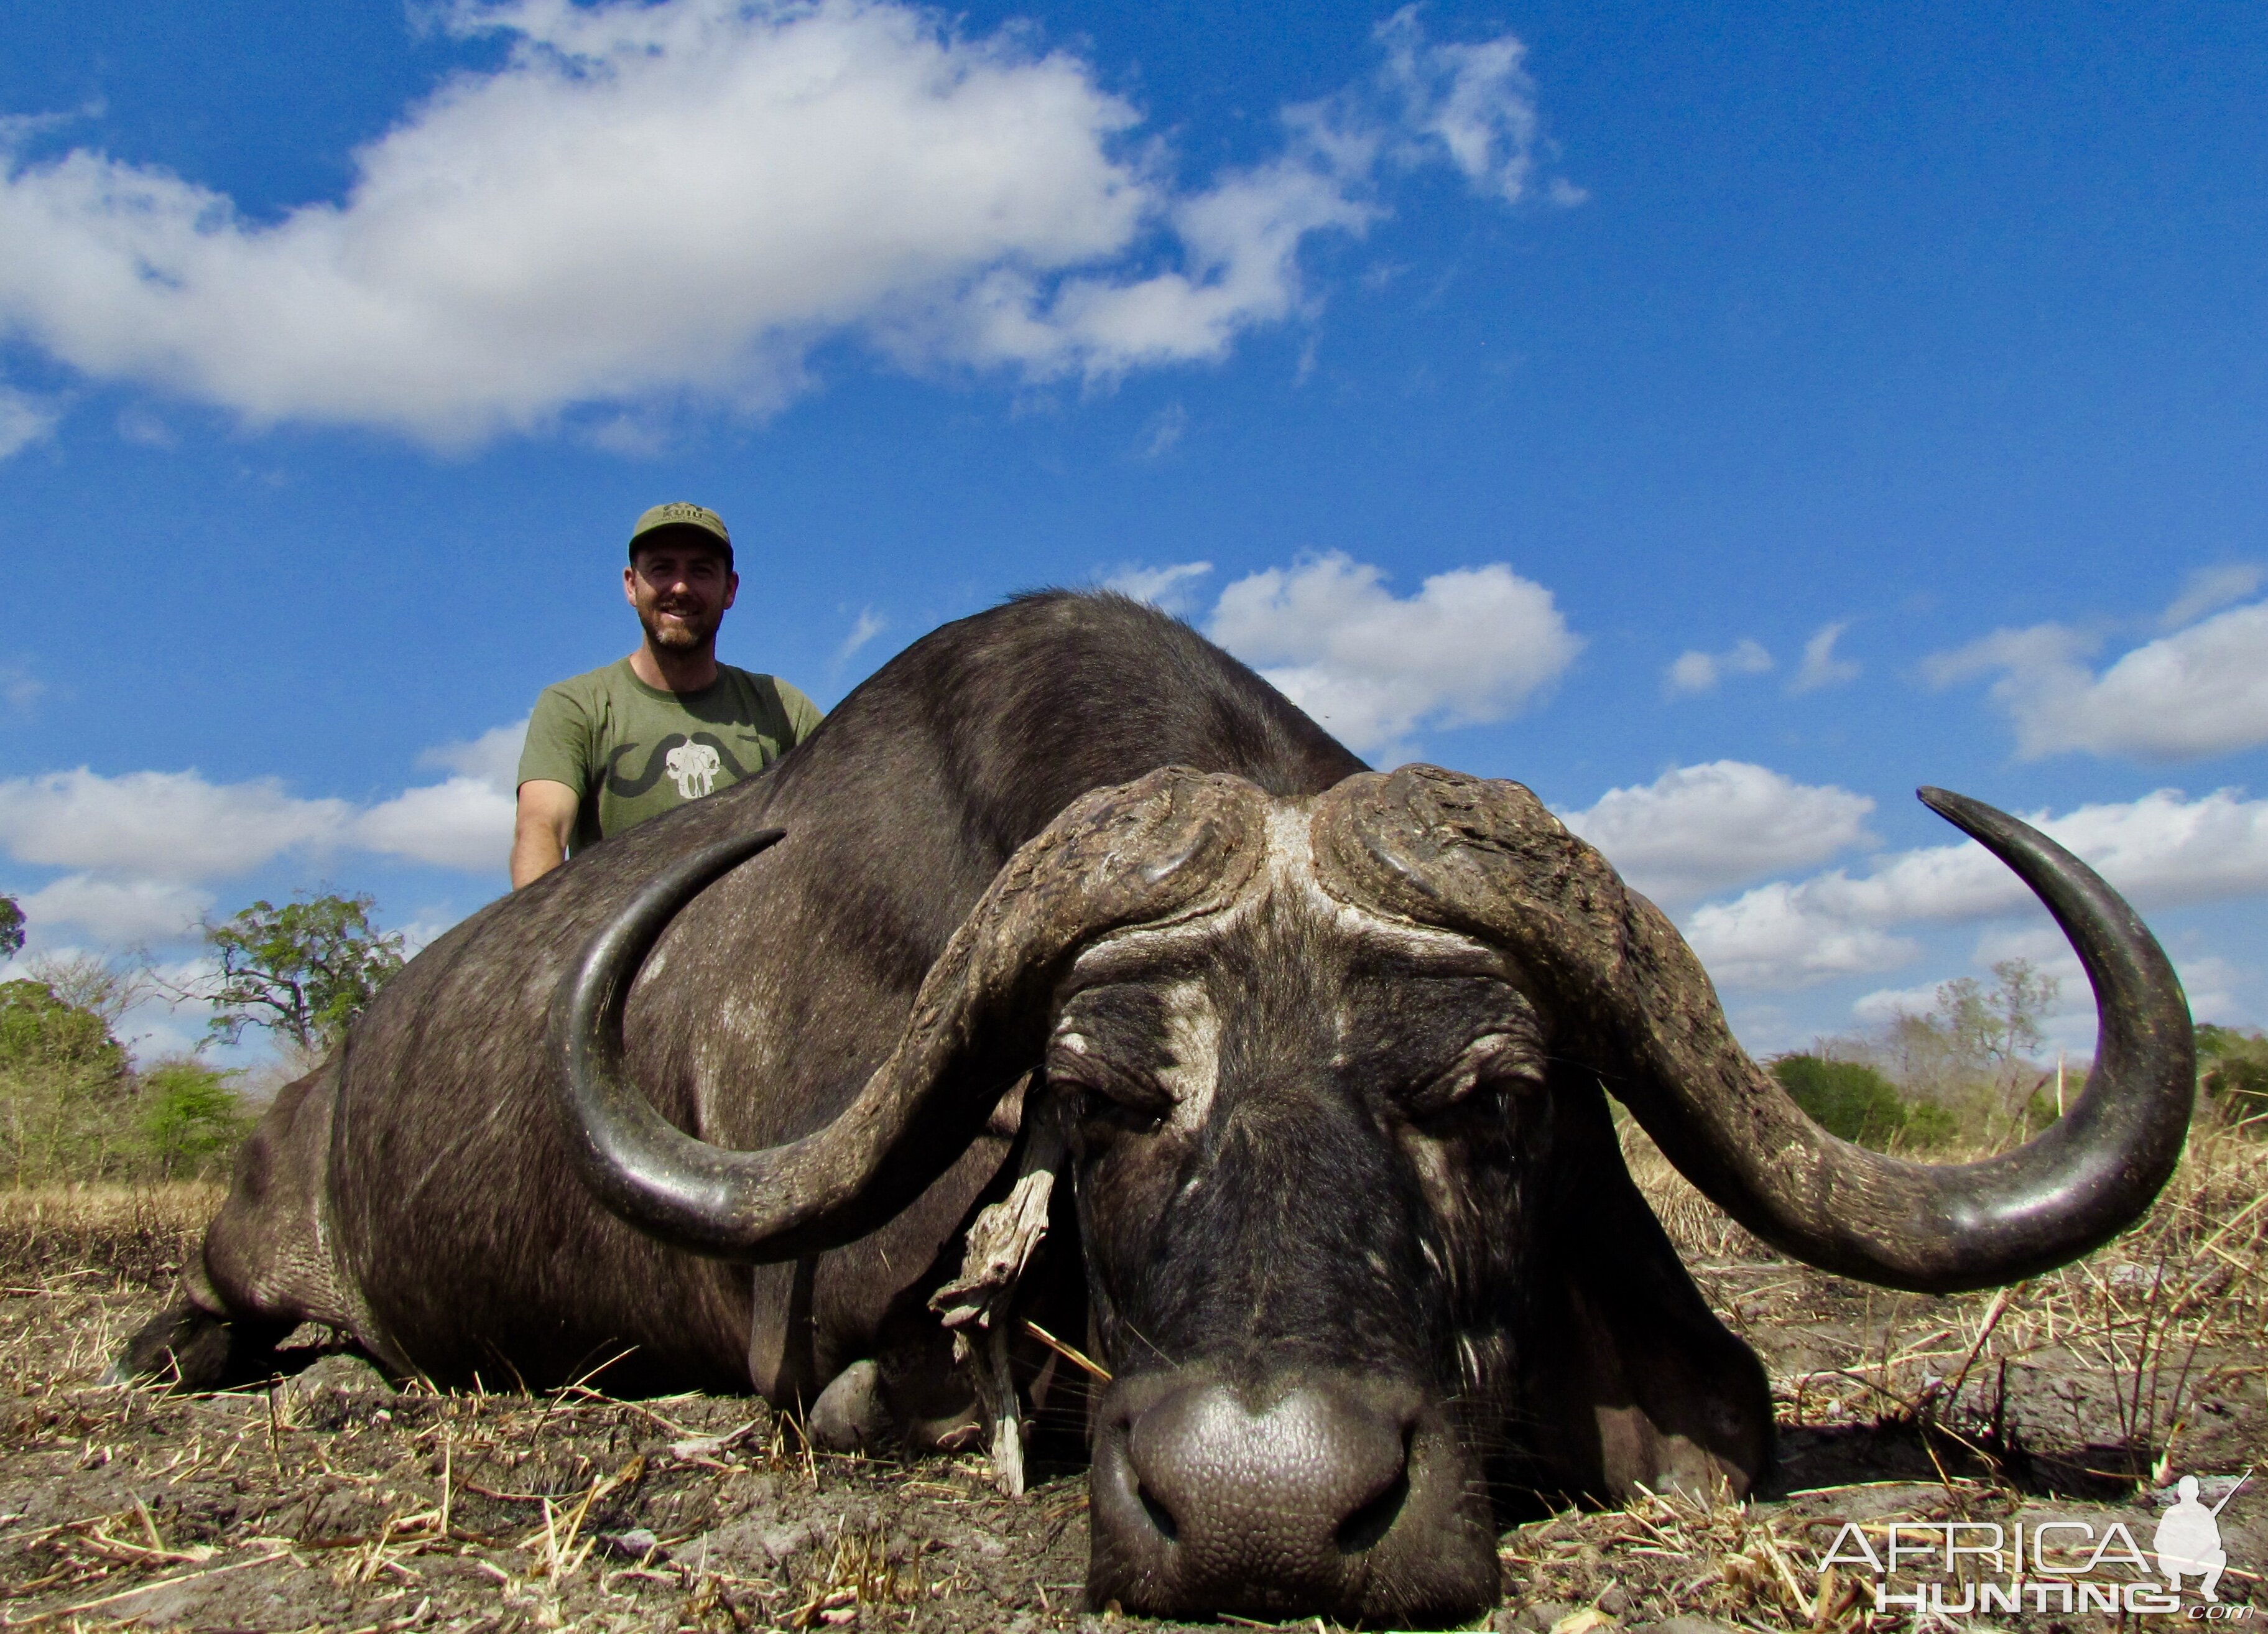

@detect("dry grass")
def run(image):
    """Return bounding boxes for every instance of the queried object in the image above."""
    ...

[1,1125,2262,1632]
[0,1187,1095,1632]
[0,1183,221,1291]
[1624,1112,2268,1487]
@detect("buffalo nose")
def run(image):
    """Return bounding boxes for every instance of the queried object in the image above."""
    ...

[1106,1377,1414,1601]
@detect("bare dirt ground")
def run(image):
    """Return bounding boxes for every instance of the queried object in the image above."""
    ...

[1,1123,2262,1633]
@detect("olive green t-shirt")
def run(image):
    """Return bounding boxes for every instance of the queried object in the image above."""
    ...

[517,659,823,855]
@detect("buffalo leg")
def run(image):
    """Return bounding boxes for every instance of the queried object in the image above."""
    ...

[113,1060,374,1388]
[1522,1079,1772,1502]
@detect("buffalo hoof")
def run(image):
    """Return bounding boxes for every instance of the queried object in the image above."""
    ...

[108,1301,292,1391]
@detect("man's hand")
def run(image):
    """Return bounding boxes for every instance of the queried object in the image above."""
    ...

[511,781,579,888]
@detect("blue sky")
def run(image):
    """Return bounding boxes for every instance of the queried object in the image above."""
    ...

[2,0,2265,1065]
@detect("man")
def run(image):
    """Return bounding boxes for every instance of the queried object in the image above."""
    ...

[511,503,823,888]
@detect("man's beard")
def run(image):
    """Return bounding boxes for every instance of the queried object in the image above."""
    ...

[641,604,713,650]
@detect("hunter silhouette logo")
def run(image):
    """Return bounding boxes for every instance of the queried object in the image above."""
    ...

[2158,1471,2249,1602]
[1817,1469,2253,1618]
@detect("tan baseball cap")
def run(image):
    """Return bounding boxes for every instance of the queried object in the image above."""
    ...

[628,501,733,565]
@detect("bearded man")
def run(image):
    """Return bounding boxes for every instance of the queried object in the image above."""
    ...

[511,503,822,888]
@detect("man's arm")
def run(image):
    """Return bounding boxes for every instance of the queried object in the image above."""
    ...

[511,780,580,889]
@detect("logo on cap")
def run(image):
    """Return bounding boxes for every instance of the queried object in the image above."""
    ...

[629,502,731,559]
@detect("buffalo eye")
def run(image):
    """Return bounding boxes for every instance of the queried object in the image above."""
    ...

[1404,1031,1547,1122]
[1046,1032,1171,1135]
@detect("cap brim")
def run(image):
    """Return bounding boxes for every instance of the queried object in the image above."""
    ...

[628,523,733,563]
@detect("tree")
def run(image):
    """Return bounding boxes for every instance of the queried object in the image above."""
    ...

[197,893,407,1053]
[0,977,133,1180]
[139,1059,249,1178]
[1772,1054,1908,1149]
[0,978,126,1078]
[2196,1023,2268,1132]
[0,894,21,960]
[1872,959,2062,1123]
[22,950,152,1030]
[1935,959,2060,1096]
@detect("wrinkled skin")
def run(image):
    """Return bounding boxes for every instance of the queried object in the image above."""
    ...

[1042,801,1765,1623]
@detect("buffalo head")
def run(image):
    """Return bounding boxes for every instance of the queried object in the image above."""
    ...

[551,764,2193,1626]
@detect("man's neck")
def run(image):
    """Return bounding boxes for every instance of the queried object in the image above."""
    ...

[629,643,721,693]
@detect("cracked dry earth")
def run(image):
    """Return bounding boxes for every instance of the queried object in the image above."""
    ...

[1,1136,2262,1633]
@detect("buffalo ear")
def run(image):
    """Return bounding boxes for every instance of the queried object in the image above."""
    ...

[1519,1071,1772,1503]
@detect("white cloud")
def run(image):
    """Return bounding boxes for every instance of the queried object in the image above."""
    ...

[836,607,887,665]
[1926,598,2268,761]
[1850,982,1945,1027]
[0,661,42,713]
[1788,620,1859,695]
[2168,954,2244,1028]
[1372,6,1547,203]
[115,404,176,448]
[1139,401,1187,458]
[1560,761,1874,908]
[0,386,60,458]
[418,717,527,794]
[1685,786,2268,991]
[1104,560,1213,615]
[0,768,349,881]
[0,0,1552,447]
[356,778,517,872]
[2160,563,2262,631]
[9,874,211,944]
[1663,638,1771,697]
[1206,551,1581,762]
[0,723,534,940]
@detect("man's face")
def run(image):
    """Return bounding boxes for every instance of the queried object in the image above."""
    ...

[624,542,738,652]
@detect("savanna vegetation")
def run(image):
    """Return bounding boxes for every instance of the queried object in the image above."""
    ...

[0,896,2259,1628]
[1762,957,2267,1154]
[0,888,404,1186]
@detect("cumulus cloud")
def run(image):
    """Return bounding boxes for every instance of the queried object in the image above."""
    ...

[0,725,532,940]
[2160,563,2263,632]
[1104,560,1213,615]
[1926,598,2268,762]
[0,0,1557,447]
[0,386,60,458]
[0,768,350,881]
[9,874,213,944]
[1206,552,1581,761]
[356,779,517,872]
[417,718,527,792]
[1664,639,1771,697]
[1788,620,1859,695]
[1685,786,2268,990]
[1560,761,1874,908]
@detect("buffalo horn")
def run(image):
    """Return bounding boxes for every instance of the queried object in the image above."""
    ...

[1316,768,2196,1294]
[549,771,1266,1260]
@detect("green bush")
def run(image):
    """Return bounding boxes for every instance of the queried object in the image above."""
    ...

[0,979,135,1181]
[2198,1024,2268,1131]
[0,979,126,1077]
[139,1059,249,1179]
[1903,1101,1962,1150]
[1772,1054,1909,1150]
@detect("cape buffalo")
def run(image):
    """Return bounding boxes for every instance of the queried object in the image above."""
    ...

[119,592,2195,1627]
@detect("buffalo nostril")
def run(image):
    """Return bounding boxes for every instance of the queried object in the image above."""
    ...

[1137,1484,1180,1544]
[1334,1465,1409,1554]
